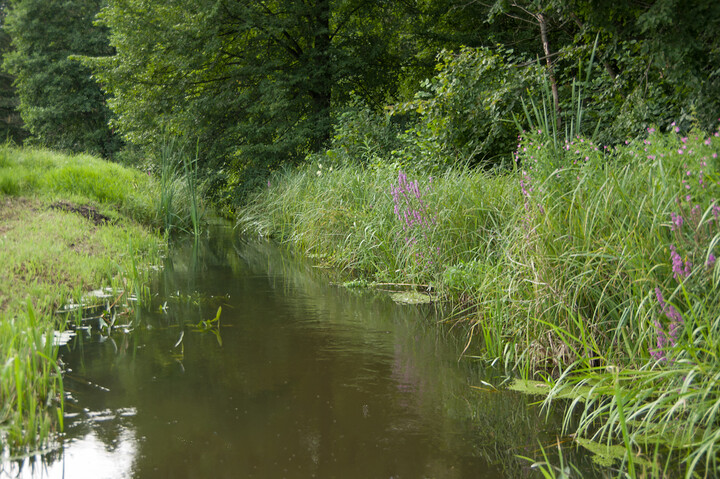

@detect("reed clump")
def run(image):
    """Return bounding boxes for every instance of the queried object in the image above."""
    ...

[238,125,720,476]
[154,136,205,238]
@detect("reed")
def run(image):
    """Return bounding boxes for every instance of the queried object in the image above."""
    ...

[0,302,62,451]
[155,135,204,238]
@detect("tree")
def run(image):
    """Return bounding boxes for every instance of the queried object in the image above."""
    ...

[0,1,25,143]
[89,0,416,182]
[3,0,119,156]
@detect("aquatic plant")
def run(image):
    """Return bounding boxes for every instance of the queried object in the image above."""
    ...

[0,302,63,454]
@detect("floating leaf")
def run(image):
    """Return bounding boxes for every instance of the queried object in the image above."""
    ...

[390,291,433,304]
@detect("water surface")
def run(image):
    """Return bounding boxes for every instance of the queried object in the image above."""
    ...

[4,226,601,478]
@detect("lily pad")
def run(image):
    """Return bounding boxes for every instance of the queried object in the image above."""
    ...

[390,291,433,304]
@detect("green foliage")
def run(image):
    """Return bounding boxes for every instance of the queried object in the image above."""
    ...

[325,100,404,167]
[88,0,416,183]
[394,47,541,168]
[556,0,720,141]
[0,1,26,143]
[2,0,118,156]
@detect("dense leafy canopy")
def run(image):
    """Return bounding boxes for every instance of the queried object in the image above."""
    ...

[3,0,118,156]
[1,0,719,190]
[0,2,24,143]
[88,0,415,182]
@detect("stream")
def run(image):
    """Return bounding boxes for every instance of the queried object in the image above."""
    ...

[4,225,604,478]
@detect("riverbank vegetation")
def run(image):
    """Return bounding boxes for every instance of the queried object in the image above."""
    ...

[2,0,720,476]
[238,121,720,476]
[0,146,165,454]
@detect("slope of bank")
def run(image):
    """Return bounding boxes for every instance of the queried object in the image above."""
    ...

[0,146,165,455]
[238,127,720,476]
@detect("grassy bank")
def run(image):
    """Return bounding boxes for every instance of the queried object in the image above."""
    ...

[238,126,720,476]
[0,146,164,455]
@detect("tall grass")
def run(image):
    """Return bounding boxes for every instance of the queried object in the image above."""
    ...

[0,145,158,224]
[0,302,63,453]
[240,162,519,285]
[238,125,720,476]
[155,136,204,238]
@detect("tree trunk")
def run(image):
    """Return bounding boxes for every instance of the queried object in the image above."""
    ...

[538,12,561,130]
[309,0,332,152]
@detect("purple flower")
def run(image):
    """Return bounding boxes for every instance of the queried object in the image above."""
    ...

[670,212,683,231]
[708,254,717,268]
[655,287,666,310]
[670,245,691,281]
[651,288,685,361]
[392,170,439,268]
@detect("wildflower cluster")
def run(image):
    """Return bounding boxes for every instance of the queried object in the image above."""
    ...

[390,170,438,272]
[315,162,333,177]
[650,122,720,362]
[650,288,684,362]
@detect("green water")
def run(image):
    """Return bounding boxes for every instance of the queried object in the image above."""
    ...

[5,226,604,478]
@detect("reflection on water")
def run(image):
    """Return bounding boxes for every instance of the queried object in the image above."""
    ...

[2,226,605,478]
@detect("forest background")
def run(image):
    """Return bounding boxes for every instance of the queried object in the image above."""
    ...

[1,0,718,196]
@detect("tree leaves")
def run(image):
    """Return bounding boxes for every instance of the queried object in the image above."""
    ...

[3,0,118,156]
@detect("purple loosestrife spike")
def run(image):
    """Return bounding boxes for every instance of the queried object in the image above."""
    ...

[656,288,683,326]
[670,212,683,231]
[708,254,717,268]
[655,287,666,310]
[665,303,683,325]
[670,245,686,280]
